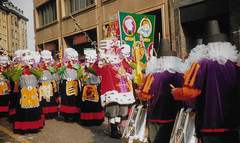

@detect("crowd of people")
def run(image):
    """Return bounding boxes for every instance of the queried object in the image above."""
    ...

[0,19,239,143]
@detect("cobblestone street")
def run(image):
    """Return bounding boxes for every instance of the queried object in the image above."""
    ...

[0,116,126,143]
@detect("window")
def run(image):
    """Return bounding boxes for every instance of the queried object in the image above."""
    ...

[11,16,14,25]
[66,0,95,14]
[86,0,94,6]
[12,29,14,38]
[37,0,57,27]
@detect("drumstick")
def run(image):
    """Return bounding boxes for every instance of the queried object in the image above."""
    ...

[170,84,175,89]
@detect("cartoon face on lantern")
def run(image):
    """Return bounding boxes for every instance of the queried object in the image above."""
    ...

[41,50,52,63]
[138,17,152,37]
[123,16,136,36]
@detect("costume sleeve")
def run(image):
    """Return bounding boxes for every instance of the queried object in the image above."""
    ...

[11,69,23,82]
[138,73,155,100]
[29,67,43,79]
[92,61,106,76]
[57,65,66,75]
[72,63,81,70]
[77,68,83,78]
[172,61,206,100]
[86,66,97,75]
[47,65,57,74]
[2,66,15,79]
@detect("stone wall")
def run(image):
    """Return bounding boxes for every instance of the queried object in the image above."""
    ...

[229,0,240,50]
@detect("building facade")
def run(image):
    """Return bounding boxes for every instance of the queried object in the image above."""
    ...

[0,0,28,56]
[34,0,171,60]
[173,0,240,58]
[33,0,240,60]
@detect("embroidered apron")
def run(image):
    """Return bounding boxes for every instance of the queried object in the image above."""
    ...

[82,85,98,102]
[20,87,39,108]
[0,81,9,95]
[39,82,53,102]
[66,80,78,96]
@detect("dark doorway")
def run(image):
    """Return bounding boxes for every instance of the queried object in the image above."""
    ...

[180,0,230,54]
[145,9,162,56]
[64,28,97,62]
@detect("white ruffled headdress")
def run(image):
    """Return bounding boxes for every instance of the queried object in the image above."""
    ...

[207,42,238,65]
[185,44,208,67]
[146,56,158,75]
[146,56,184,74]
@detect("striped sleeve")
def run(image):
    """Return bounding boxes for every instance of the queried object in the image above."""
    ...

[184,61,201,88]
[172,61,206,100]
[138,73,154,100]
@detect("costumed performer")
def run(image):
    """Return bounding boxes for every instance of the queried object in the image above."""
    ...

[80,48,104,126]
[8,50,22,122]
[57,48,82,122]
[0,47,11,117]
[38,50,58,119]
[136,39,184,143]
[171,20,240,143]
[12,50,44,134]
[92,39,135,139]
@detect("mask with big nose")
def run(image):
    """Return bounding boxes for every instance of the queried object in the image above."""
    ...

[43,58,50,63]
[0,63,7,68]
[25,59,34,68]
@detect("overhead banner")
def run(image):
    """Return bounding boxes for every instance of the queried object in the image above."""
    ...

[109,12,121,40]
[117,11,155,63]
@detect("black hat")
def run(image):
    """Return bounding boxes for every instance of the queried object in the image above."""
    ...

[203,20,228,44]
[157,39,176,57]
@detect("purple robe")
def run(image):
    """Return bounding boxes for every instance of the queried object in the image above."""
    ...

[142,71,184,122]
[186,59,240,132]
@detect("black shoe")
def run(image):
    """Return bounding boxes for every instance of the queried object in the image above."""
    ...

[110,123,122,139]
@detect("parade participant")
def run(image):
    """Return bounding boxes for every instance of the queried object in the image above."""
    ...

[80,48,104,126]
[38,50,58,119]
[57,48,82,122]
[119,44,135,117]
[120,44,133,76]
[52,54,61,111]
[8,50,22,122]
[172,20,240,143]
[0,47,11,117]
[92,39,135,139]
[12,50,44,134]
[136,39,184,143]
[32,51,41,64]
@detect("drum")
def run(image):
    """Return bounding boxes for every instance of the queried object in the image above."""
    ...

[169,108,198,143]
[122,104,148,143]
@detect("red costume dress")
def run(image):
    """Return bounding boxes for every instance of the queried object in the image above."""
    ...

[93,61,135,107]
